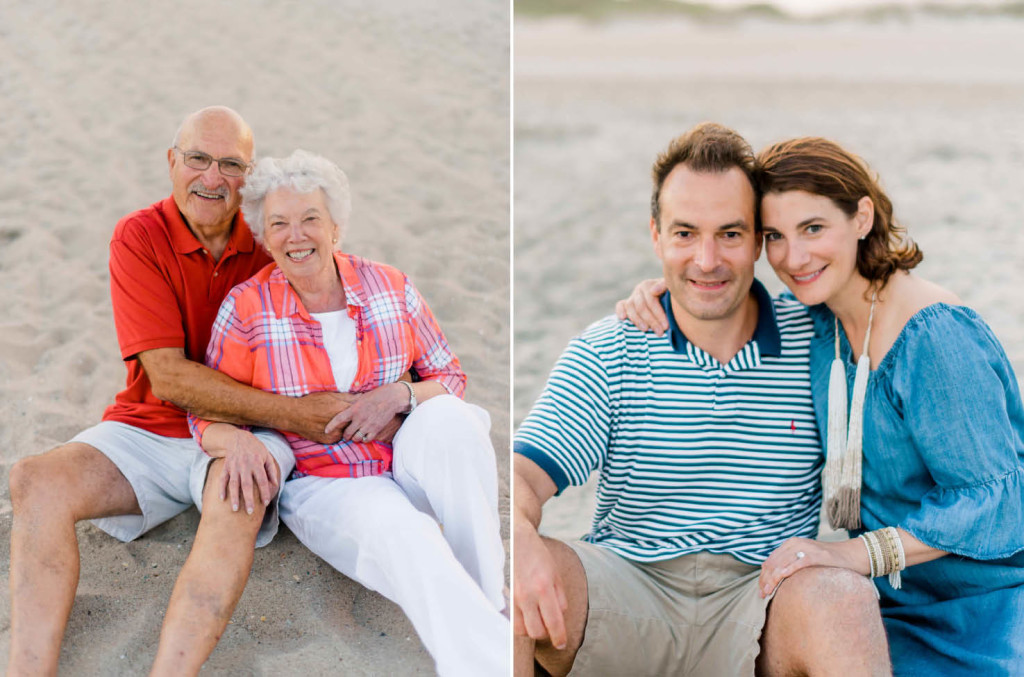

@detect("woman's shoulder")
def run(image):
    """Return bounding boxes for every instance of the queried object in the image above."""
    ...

[889,274,962,326]
[890,275,976,339]
[881,279,1000,377]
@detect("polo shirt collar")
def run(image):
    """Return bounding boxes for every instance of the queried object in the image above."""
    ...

[664,278,782,357]
[162,196,256,256]
[273,251,366,321]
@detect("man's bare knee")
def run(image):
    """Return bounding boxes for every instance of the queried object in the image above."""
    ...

[761,566,889,676]
[9,444,138,521]
[776,566,879,618]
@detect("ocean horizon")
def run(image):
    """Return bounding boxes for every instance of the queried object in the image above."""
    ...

[516,0,1024,22]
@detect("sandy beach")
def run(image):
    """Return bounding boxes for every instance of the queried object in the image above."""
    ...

[0,1,508,673]
[515,13,1024,539]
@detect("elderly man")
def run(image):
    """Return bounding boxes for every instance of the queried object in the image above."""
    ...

[513,123,890,676]
[7,106,362,675]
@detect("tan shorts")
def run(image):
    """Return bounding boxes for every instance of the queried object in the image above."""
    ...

[569,540,769,677]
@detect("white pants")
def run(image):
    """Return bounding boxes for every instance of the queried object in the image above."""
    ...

[280,395,509,676]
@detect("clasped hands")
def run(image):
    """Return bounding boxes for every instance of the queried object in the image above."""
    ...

[297,382,409,445]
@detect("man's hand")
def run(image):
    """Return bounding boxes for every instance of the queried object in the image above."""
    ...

[293,391,357,444]
[513,523,569,650]
[512,455,565,648]
[615,278,669,335]
[325,383,408,442]
[374,414,403,444]
[202,423,280,515]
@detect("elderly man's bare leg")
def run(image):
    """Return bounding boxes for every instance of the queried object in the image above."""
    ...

[758,566,891,676]
[518,537,589,677]
[7,443,142,676]
[150,458,268,676]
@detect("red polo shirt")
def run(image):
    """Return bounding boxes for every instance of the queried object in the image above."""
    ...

[102,196,273,437]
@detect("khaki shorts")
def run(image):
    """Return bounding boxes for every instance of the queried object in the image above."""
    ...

[569,540,769,677]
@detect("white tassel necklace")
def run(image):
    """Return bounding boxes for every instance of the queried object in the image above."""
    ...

[824,292,877,530]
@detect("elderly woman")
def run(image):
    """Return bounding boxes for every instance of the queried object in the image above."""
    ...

[189,150,508,676]
[621,137,1024,675]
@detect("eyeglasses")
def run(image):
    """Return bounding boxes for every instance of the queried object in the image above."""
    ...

[173,147,251,177]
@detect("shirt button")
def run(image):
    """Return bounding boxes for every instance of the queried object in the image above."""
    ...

[214,272,219,277]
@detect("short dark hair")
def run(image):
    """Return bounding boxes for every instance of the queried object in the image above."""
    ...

[650,122,758,227]
[755,137,922,288]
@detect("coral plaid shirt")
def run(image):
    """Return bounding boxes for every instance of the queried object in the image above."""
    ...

[189,252,466,478]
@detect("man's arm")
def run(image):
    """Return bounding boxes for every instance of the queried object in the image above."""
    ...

[139,347,351,444]
[512,454,570,649]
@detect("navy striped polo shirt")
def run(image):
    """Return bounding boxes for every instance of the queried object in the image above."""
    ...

[514,280,823,565]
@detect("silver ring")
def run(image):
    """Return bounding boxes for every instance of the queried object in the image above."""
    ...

[796,551,806,559]
[361,432,369,441]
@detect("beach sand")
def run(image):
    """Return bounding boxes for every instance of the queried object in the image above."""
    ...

[0,1,508,673]
[515,15,1024,540]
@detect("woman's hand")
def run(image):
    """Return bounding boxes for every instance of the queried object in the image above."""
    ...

[615,278,669,335]
[758,537,870,598]
[201,423,280,515]
[324,382,409,442]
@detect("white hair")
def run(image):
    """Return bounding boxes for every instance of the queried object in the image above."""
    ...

[240,149,352,246]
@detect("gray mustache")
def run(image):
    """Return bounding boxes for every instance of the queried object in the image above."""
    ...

[189,181,229,199]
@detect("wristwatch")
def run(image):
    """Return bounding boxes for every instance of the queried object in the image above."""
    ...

[398,380,417,414]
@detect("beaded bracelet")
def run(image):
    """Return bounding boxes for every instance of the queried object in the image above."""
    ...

[858,526,906,589]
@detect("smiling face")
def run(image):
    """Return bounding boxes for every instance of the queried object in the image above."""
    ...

[761,190,873,306]
[651,165,761,327]
[262,187,340,291]
[168,110,253,238]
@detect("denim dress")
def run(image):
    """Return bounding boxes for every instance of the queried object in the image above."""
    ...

[807,302,1024,676]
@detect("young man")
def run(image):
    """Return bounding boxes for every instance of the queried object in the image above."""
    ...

[513,123,890,676]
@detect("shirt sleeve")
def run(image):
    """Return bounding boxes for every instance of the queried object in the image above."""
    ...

[187,288,254,448]
[894,306,1024,559]
[109,225,185,359]
[404,277,467,397]
[513,335,612,495]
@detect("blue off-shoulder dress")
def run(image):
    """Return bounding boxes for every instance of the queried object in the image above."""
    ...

[807,302,1024,676]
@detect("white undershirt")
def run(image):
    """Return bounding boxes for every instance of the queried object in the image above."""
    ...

[310,310,358,392]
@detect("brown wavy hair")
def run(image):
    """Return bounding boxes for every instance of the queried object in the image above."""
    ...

[651,122,757,228]
[755,137,922,288]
